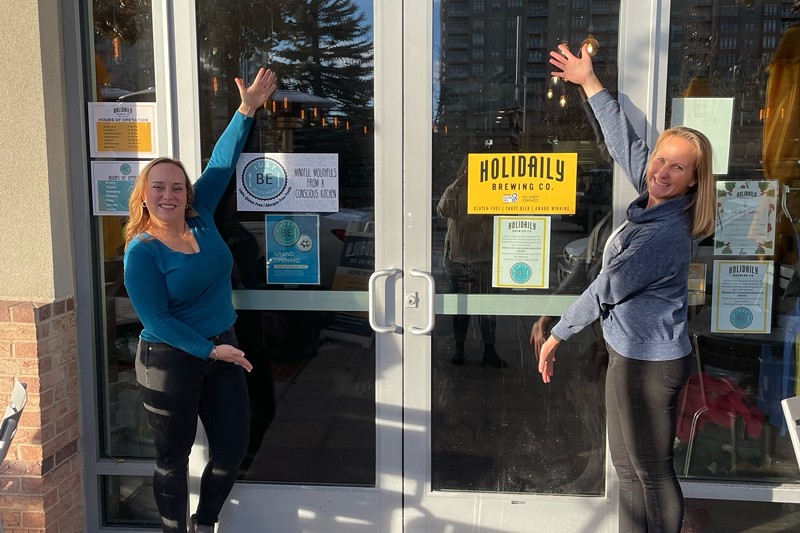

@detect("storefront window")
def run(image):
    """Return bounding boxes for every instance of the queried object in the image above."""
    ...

[195,0,376,485]
[430,0,618,495]
[91,0,156,462]
[666,0,800,484]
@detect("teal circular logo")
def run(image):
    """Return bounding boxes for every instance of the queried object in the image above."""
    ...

[120,163,132,175]
[273,219,300,246]
[730,307,753,329]
[510,262,532,284]
[242,157,287,200]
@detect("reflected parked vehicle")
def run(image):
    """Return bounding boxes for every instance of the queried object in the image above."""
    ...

[240,208,373,289]
[556,212,612,292]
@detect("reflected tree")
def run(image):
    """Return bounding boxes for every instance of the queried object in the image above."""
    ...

[196,0,373,122]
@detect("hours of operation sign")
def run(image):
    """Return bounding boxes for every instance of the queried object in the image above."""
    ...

[88,102,157,158]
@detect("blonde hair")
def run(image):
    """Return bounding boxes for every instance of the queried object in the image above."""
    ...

[123,157,198,248]
[652,127,715,238]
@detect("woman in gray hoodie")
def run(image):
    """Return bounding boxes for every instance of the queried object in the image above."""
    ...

[537,44,716,533]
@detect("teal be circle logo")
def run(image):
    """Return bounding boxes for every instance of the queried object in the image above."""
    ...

[730,307,753,329]
[242,157,287,200]
[273,219,300,246]
[120,163,132,175]
[510,262,532,284]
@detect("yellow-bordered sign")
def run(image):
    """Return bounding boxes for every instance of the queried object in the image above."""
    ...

[467,152,578,214]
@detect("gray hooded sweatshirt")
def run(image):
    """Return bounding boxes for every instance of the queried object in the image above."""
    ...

[550,89,694,361]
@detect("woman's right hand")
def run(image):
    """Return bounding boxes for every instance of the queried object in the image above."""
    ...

[211,343,253,372]
[549,43,604,97]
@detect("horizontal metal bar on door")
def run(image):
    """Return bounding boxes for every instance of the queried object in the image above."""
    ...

[438,294,578,316]
[232,290,578,316]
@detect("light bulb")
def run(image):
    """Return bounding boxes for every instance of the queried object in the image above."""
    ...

[546,87,554,100]
[559,94,568,108]
[551,75,560,86]
[582,34,599,57]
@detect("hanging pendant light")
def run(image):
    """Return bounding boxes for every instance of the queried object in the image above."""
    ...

[582,34,600,57]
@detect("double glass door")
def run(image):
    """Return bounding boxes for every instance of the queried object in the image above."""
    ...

[93,0,626,530]
[211,1,619,531]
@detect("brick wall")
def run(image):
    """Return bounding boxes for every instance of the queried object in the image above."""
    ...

[0,298,84,533]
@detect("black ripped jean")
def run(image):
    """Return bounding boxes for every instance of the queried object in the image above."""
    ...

[135,328,250,533]
[606,345,692,533]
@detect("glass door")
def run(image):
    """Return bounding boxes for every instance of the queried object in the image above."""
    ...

[400,1,622,530]
[186,1,405,531]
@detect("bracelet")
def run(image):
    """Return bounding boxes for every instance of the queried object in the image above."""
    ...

[212,346,218,360]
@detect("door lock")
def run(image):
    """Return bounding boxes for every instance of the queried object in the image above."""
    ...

[405,291,419,307]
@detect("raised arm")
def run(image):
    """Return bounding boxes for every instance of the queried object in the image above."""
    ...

[194,68,278,210]
[550,44,649,193]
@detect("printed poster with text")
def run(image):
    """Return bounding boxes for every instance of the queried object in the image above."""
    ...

[492,216,550,289]
[714,180,778,256]
[236,153,339,212]
[88,102,156,158]
[467,153,577,214]
[91,160,145,215]
[265,214,320,285]
[712,260,773,334]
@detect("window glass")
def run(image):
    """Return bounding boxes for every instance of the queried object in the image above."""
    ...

[431,0,618,495]
[102,475,160,527]
[195,0,376,485]
[91,0,157,462]
[666,1,800,484]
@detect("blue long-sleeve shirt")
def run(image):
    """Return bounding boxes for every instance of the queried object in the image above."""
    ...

[550,90,694,361]
[123,111,253,359]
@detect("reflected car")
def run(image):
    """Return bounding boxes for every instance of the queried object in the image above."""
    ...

[556,212,612,292]
[241,208,373,289]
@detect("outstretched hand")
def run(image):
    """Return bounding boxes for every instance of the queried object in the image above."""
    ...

[212,343,253,372]
[538,336,559,384]
[530,316,553,360]
[236,67,277,117]
[549,43,604,98]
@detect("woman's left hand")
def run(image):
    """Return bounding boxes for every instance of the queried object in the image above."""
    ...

[236,67,278,117]
[538,336,560,383]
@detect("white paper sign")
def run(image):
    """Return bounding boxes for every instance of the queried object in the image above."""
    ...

[492,216,550,289]
[714,180,778,256]
[711,260,773,334]
[88,102,157,158]
[236,153,339,212]
[671,98,734,175]
[91,161,146,215]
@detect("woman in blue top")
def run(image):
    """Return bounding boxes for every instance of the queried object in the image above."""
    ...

[123,67,276,533]
[537,45,715,533]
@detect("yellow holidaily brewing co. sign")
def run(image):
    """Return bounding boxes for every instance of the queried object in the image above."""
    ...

[467,152,578,214]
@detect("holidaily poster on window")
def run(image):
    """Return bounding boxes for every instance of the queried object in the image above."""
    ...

[711,260,773,334]
[714,180,778,256]
[491,216,550,288]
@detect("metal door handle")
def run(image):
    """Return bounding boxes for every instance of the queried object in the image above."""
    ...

[368,268,399,334]
[409,269,435,335]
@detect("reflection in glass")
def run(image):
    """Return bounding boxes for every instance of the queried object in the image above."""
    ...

[102,475,160,527]
[666,0,800,484]
[195,0,376,485]
[92,0,157,459]
[684,499,800,532]
[431,0,619,495]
